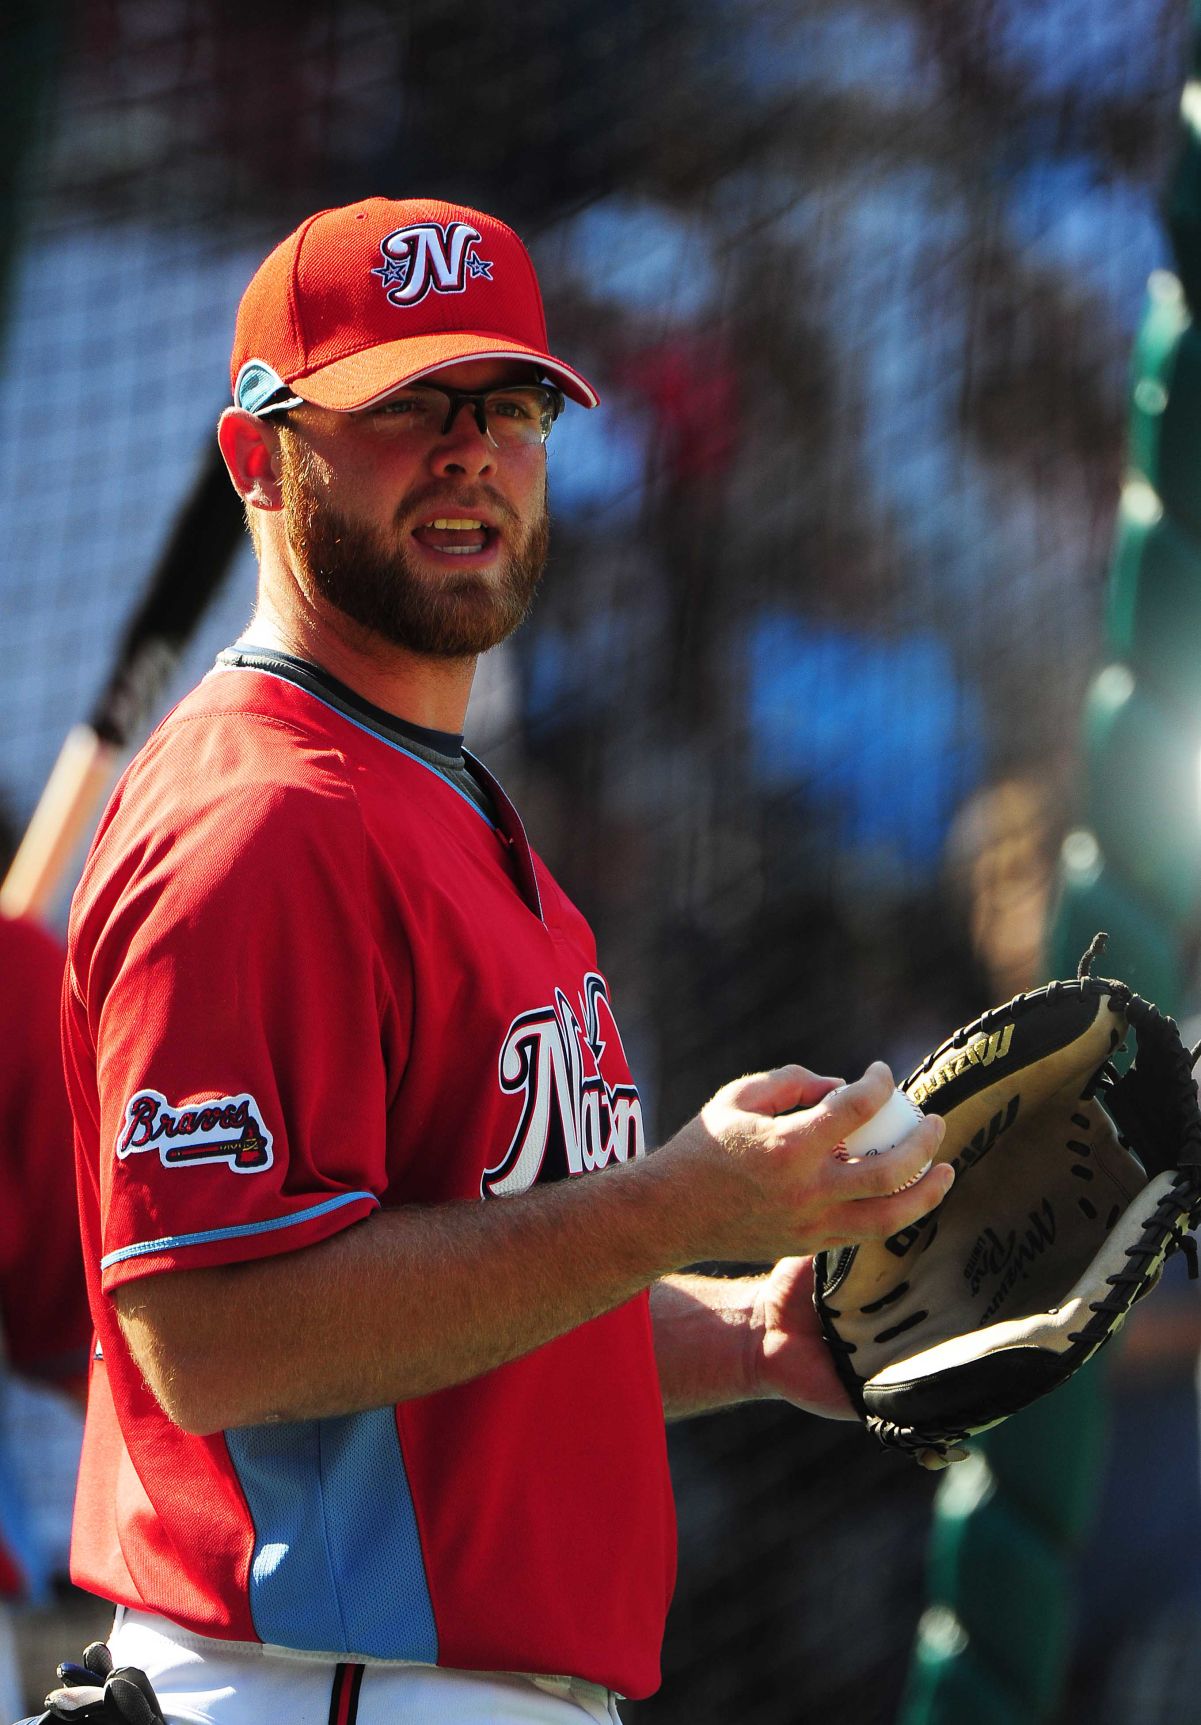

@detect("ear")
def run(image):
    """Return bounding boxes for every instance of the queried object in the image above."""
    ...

[217,408,284,511]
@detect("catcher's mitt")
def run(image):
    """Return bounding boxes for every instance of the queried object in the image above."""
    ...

[813,934,1201,1467]
[14,1642,165,1725]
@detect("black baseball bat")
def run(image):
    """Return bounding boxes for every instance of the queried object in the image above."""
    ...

[1,432,245,918]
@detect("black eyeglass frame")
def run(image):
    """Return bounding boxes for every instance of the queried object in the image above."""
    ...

[391,381,566,445]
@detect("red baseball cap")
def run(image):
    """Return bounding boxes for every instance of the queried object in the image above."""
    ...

[231,196,598,416]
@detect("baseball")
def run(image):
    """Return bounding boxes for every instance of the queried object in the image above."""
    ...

[835,1086,930,1190]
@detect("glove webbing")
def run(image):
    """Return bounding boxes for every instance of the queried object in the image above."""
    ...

[1064,1174,1201,1347]
[1077,932,1201,1175]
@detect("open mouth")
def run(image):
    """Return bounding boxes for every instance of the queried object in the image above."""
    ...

[412,517,498,556]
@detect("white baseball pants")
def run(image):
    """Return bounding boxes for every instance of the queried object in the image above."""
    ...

[107,1608,624,1725]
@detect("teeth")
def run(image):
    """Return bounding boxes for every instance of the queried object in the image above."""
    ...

[429,518,486,530]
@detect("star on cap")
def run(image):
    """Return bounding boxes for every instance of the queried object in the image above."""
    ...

[372,259,409,287]
[466,254,494,279]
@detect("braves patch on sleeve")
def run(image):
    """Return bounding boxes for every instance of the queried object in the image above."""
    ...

[116,1089,274,1173]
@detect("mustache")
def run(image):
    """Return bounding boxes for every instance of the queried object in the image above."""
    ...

[394,481,522,531]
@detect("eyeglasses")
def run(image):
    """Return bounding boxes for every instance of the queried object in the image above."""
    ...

[366,382,565,447]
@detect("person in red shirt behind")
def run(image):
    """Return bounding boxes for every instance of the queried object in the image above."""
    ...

[0,908,92,1717]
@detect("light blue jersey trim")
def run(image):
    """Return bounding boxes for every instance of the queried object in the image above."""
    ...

[215,663,491,824]
[226,1410,438,1659]
[99,1191,377,1269]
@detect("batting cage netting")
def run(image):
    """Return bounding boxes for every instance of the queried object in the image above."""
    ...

[1,2,1198,1721]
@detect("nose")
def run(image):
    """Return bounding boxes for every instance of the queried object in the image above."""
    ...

[429,411,497,479]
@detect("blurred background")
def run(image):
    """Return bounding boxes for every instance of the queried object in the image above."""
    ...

[3,0,1201,1720]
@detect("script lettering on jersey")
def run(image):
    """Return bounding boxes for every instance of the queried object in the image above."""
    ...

[483,973,645,1197]
[115,1088,274,1174]
[371,221,492,306]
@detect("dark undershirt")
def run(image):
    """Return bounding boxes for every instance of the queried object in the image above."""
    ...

[215,646,498,821]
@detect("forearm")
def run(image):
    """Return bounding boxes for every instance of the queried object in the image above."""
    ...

[652,1257,859,1423]
[650,1273,767,1420]
[117,1150,696,1434]
[115,1063,945,1434]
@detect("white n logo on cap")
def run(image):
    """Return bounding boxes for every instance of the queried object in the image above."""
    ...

[371,221,492,306]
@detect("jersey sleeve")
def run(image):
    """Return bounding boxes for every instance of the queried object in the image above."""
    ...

[69,719,406,1296]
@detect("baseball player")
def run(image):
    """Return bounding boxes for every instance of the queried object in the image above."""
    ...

[61,197,951,1724]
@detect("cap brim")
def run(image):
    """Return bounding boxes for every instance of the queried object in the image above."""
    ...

[291,332,598,410]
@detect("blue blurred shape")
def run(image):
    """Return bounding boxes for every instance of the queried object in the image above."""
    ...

[744,611,986,879]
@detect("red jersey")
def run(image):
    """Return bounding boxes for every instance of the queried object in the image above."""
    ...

[0,913,91,1597]
[62,652,675,1698]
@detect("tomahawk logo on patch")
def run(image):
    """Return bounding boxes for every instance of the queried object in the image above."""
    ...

[371,220,492,306]
[115,1089,274,1173]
